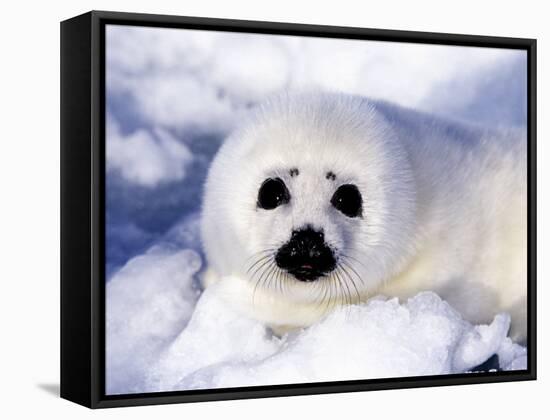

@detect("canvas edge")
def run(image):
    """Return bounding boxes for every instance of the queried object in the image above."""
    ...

[60,11,94,408]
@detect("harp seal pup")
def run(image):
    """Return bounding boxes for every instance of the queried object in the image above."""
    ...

[200,92,527,341]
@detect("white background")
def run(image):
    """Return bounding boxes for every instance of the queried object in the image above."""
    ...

[0,0,546,418]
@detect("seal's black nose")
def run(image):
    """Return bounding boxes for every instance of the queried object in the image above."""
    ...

[275,227,336,282]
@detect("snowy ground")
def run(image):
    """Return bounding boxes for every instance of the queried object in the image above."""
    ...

[105,25,528,394]
[106,245,526,395]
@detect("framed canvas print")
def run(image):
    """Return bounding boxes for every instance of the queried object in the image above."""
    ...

[60,10,536,408]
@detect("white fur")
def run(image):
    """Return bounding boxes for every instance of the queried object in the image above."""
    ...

[201,92,527,341]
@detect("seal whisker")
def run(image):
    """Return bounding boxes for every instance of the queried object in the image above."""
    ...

[342,269,354,309]
[252,259,278,307]
[248,256,274,281]
[316,276,328,312]
[334,268,353,317]
[257,260,276,293]
[333,273,343,309]
[326,274,336,313]
[263,263,278,293]
[245,248,276,262]
[340,256,364,281]
[251,266,265,307]
[339,258,363,300]
[339,251,368,271]
[246,254,273,275]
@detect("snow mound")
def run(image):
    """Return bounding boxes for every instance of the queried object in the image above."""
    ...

[106,116,194,188]
[106,248,202,394]
[107,271,526,394]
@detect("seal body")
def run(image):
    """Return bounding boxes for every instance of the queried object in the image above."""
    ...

[200,92,527,341]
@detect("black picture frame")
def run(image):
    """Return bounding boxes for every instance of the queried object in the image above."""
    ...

[60,10,537,409]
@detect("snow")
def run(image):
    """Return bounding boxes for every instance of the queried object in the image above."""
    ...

[106,247,202,394]
[106,116,194,187]
[107,253,526,394]
[106,25,526,134]
[209,35,292,101]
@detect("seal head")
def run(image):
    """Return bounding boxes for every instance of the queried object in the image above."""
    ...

[201,92,417,325]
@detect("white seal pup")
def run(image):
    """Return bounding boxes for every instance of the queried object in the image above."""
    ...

[200,92,527,341]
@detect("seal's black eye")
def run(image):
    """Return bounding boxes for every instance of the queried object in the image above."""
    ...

[257,178,290,210]
[330,184,363,218]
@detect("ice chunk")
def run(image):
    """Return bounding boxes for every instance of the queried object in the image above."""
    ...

[453,313,511,372]
[136,286,527,392]
[106,248,202,394]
